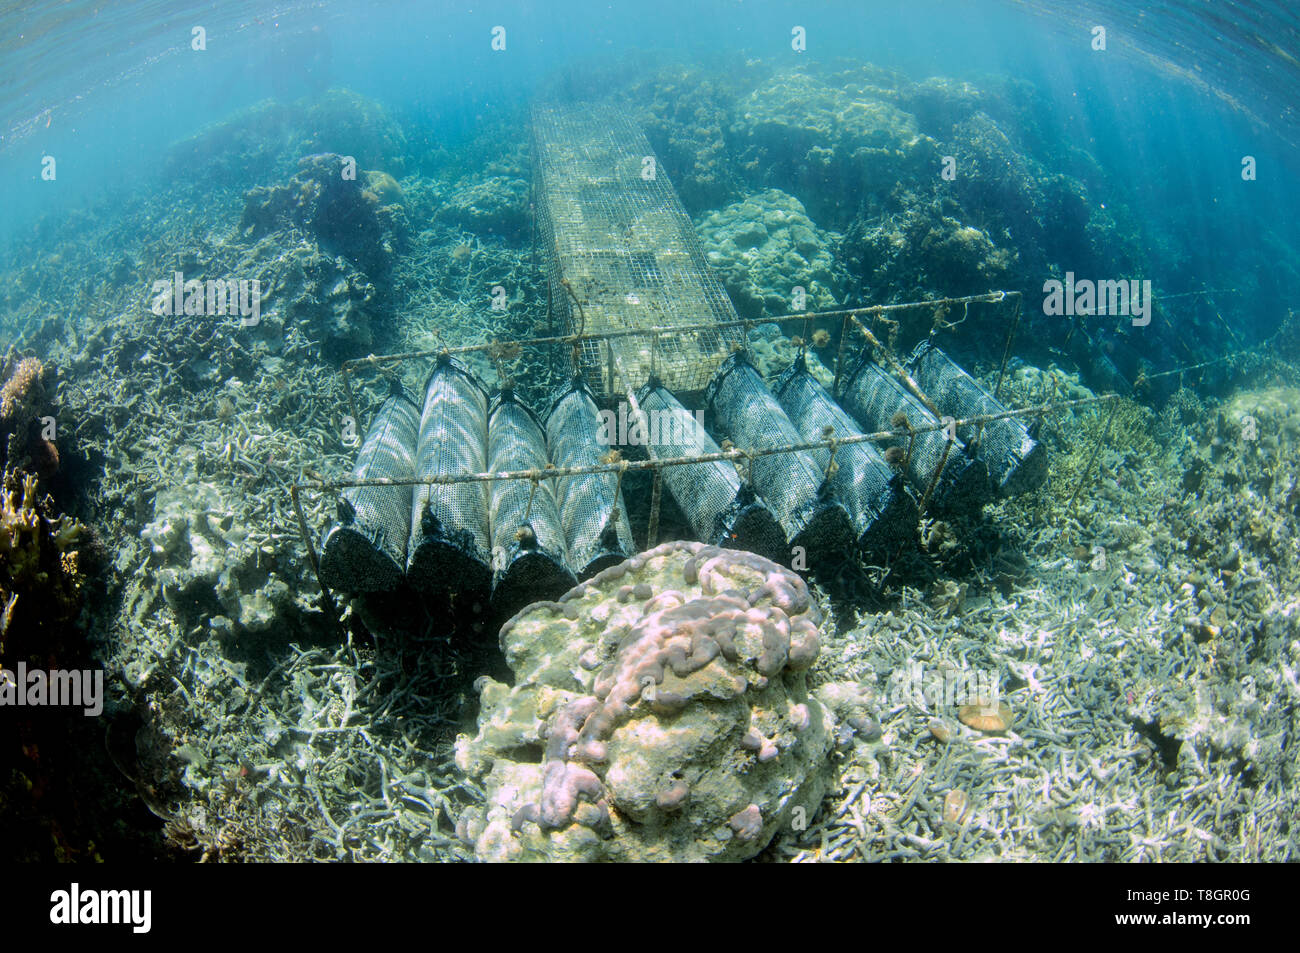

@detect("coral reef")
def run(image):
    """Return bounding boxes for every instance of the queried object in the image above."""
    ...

[164,101,303,191]
[165,89,410,190]
[251,237,384,362]
[634,64,745,212]
[3,51,1295,865]
[435,174,530,241]
[897,76,990,140]
[0,469,86,664]
[234,151,413,360]
[140,482,314,642]
[241,152,408,280]
[298,90,411,176]
[455,541,835,862]
[840,208,1015,301]
[948,111,1101,278]
[730,68,938,228]
[697,188,841,319]
[0,353,58,479]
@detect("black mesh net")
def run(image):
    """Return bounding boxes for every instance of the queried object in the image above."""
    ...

[487,391,576,618]
[637,380,786,563]
[907,341,1047,497]
[407,356,493,596]
[545,380,635,579]
[706,353,854,561]
[319,392,420,593]
[839,353,993,516]
[772,359,919,559]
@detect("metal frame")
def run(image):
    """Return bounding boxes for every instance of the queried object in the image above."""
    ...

[302,290,1129,617]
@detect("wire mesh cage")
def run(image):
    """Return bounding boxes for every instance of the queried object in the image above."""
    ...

[545,379,635,578]
[839,352,994,516]
[318,391,420,592]
[637,379,787,563]
[906,341,1047,497]
[487,391,576,617]
[407,356,493,597]
[772,359,919,558]
[305,291,1078,621]
[706,352,855,560]
[532,102,741,397]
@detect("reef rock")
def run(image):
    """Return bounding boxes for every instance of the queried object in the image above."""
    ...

[240,153,407,280]
[436,174,530,241]
[697,188,840,320]
[455,541,835,862]
[731,69,937,227]
[142,483,302,639]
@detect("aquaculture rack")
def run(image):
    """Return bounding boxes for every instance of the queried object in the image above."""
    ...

[530,102,741,398]
[295,290,1128,629]
[283,101,1257,624]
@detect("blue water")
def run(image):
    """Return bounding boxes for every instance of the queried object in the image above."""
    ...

[4,0,1300,867]
[1,0,1298,344]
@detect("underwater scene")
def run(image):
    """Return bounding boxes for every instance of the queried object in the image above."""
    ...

[1,0,1298,865]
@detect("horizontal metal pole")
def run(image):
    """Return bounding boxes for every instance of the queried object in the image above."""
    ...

[339,292,1021,372]
[296,392,1111,494]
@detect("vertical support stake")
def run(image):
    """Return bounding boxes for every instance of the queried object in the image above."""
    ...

[647,466,663,549]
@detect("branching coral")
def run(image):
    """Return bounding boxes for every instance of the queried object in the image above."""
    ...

[0,468,85,661]
[1037,395,1164,521]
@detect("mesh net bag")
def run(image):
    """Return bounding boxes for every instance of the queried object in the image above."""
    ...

[706,353,854,561]
[319,391,420,593]
[839,353,993,516]
[636,380,786,563]
[906,341,1047,497]
[487,391,577,618]
[545,379,635,579]
[407,356,493,597]
[772,359,919,559]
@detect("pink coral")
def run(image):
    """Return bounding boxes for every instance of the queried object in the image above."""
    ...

[728,804,763,842]
[517,540,821,831]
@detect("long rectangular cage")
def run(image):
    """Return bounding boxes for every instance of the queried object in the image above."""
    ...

[532,102,741,397]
